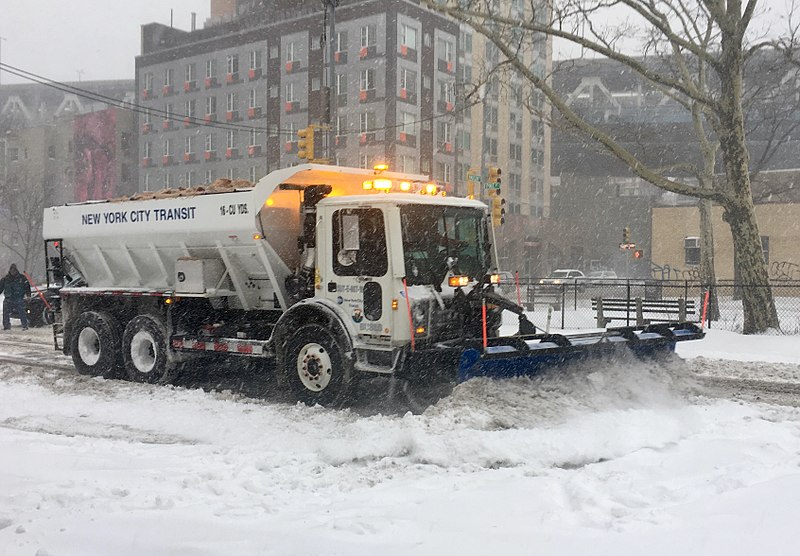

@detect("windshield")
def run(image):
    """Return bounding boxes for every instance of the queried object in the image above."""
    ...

[400,205,490,287]
[549,271,571,279]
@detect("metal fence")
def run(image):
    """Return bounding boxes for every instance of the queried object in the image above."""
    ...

[495,277,800,334]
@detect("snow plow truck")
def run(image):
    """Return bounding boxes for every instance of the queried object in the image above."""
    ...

[42,164,704,405]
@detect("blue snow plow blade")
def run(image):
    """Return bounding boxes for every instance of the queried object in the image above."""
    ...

[457,323,704,382]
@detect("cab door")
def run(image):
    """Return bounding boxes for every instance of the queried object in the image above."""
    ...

[322,206,392,338]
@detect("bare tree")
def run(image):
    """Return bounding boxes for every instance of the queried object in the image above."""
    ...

[424,0,782,333]
[0,170,45,279]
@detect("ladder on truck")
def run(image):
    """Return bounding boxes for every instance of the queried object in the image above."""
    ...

[44,239,66,351]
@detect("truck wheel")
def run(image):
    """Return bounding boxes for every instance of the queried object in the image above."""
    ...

[283,324,354,406]
[70,311,122,377]
[122,315,173,384]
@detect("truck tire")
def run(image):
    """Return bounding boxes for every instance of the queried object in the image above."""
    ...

[122,314,174,384]
[70,311,122,377]
[283,324,354,406]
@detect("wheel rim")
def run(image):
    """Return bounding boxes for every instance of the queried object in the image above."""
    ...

[77,327,101,366]
[296,342,333,391]
[130,330,157,374]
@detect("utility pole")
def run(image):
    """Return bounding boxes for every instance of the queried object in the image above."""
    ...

[323,0,338,162]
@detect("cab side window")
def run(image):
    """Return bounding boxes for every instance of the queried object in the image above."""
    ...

[332,208,388,277]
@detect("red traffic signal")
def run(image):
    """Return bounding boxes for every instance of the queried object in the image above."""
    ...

[633,249,643,259]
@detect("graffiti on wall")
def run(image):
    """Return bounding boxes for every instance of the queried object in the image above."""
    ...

[650,262,701,281]
[770,261,800,281]
[652,261,800,281]
[74,109,117,202]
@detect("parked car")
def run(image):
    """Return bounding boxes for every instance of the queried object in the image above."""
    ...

[5,286,59,328]
[537,269,587,292]
[586,270,618,285]
[494,271,517,298]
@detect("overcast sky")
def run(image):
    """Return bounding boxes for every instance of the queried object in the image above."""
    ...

[0,0,789,86]
[0,1,211,86]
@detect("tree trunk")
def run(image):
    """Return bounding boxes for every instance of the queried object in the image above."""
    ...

[715,28,779,333]
[698,198,720,321]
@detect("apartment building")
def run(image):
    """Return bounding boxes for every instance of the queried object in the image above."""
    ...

[137,1,457,188]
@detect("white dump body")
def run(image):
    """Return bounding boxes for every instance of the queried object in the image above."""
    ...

[43,164,431,311]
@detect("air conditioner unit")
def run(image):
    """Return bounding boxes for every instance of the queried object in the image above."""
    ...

[684,237,700,249]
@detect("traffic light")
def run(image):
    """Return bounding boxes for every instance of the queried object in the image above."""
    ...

[623,226,631,245]
[488,166,502,195]
[633,249,643,259]
[491,194,506,227]
[297,126,315,161]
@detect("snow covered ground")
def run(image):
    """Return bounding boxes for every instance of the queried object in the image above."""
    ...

[0,327,799,555]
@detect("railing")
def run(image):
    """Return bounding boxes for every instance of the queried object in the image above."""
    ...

[494,276,800,334]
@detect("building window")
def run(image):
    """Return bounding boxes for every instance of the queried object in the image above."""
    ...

[249,166,258,182]
[286,41,297,63]
[249,89,259,108]
[227,130,237,149]
[335,115,347,136]
[457,130,470,150]
[400,155,416,173]
[336,73,347,95]
[400,68,417,92]
[360,25,376,48]
[617,177,643,197]
[437,38,454,62]
[205,169,214,183]
[439,80,454,103]
[144,173,151,191]
[459,32,472,54]
[312,77,321,91]
[336,30,348,52]
[164,68,174,87]
[269,85,279,98]
[184,99,196,119]
[684,237,700,266]
[184,135,194,154]
[163,138,172,157]
[249,50,262,69]
[205,133,215,152]
[400,111,415,134]
[359,111,376,133]
[269,45,279,59]
[285,82,295,102]
[360,68,375,91]
[226,54,239,76]
[144,72,154,92]
[227,167,237,180]
[206,96,217,116]
[761,236,770,265]
[359,154,369,169]
[250,128,259,147]
[401,24,417,49]
[183,171,194,187]
[143,141,151,159]
[206,59,216,79]
[437,121,451,144]
[226,92,238,112]
[185,63,196,84]
[164,172,172,188]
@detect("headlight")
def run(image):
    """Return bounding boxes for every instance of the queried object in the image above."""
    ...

[449,275,470,288]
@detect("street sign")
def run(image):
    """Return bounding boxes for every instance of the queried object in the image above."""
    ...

[467,173,482,182]
[619,242,636,250]
[484,181,500,190]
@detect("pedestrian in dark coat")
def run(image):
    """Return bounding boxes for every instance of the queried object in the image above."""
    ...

[0,264,31,330]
